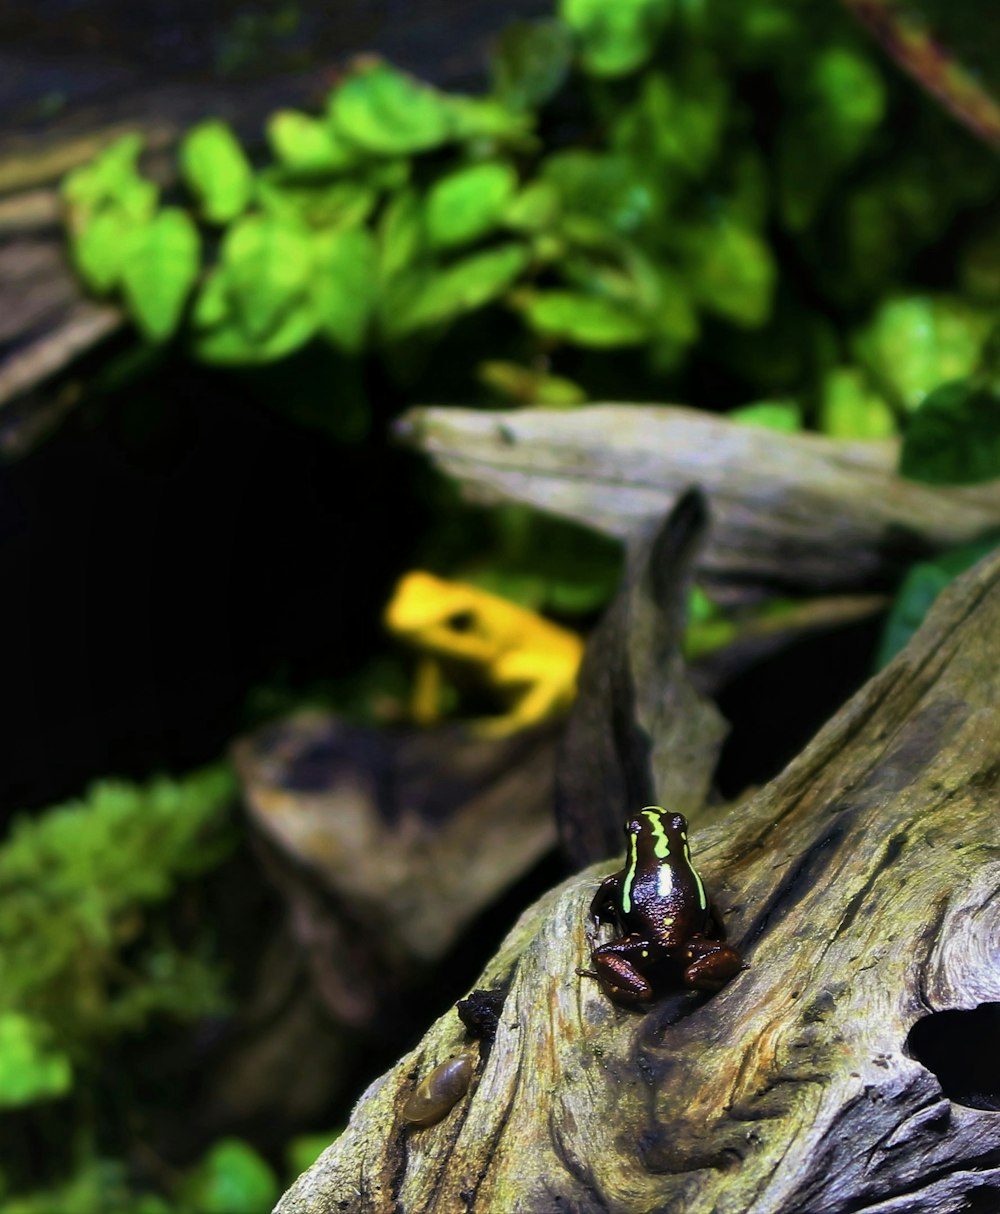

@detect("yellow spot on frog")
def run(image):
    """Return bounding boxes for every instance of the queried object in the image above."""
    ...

[384,570,583,737]
[662,915,675,926]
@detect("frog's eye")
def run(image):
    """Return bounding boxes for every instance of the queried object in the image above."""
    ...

[446,610,476,633]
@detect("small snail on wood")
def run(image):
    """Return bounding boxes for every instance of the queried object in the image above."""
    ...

[402,1052,475,1128]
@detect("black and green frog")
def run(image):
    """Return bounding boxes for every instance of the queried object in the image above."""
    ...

[582,806,744,1005]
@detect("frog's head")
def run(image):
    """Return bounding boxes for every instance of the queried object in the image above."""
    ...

[384,571,497,661]
[624,806,688,862]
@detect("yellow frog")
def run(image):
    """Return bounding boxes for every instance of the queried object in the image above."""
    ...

[384,571,584,737]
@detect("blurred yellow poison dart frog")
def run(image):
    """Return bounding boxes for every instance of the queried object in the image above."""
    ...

[384,571,584,737]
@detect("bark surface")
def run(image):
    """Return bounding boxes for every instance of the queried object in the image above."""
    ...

[399,404,1000,600]
[275,545,1000,1214]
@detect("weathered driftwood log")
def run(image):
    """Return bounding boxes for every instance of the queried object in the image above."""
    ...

[397,404,1000,600]
[275,545,1000,1214]
[556,489,730,867]
[234,711,558,1025]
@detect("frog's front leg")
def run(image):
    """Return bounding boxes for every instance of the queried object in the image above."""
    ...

[584,934,657,1004]
[681,935,745,992]
[476,650,575,736]
[411,656,444,725]
[589,873,622,926]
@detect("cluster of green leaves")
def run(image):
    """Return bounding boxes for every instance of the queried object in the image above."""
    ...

[0,765,235,1109]
[62,0,1000,436]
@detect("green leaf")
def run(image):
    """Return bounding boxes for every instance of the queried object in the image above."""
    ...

[426,162,518,249]
[875,533,1000,669]
[193,301,317,365]
[819,367,897,439]
[478,360,586,406]
[267,109,360,172]
[286,1131,341,1178]
[256,170,378,231]
[853,295,992,411]
[61,133,153,222]
[521,291,649,346]
[730,400,803,432]
[899,379,1000,484]
[445,96,536,145]
[680,217,776,329]
[179,1138,279,1214]
[503,181,560,232]
[612,64,727,181]
[0,1013,72,1108]
[328,60,455,155]
[179,120,254,225]
[543,151,655,235]
[120,209,201,342]
[381,243,529,337]
[560,0,672,78]
[70,208,135,293]
[378,188,425,279]
[490,18,574,111]
[777,46,886,231]
[310,226,378,353]
[222,214,314,341]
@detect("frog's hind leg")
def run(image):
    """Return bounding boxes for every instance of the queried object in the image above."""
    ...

[585,935,657,1005]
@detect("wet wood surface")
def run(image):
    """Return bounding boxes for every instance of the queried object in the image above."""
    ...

[275,545,1000,1214]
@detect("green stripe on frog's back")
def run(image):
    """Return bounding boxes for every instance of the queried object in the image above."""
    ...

[622,806,670,914]
[640,807,671,858]
[681,831,708,911]
[621,828,640,914]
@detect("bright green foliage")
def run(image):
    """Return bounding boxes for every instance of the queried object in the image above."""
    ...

[311,226,379,352]
[0,1013,72,1108]
[381,243,529,338]
[256,173,379,231]
[60,0,1000,438]
[177,1139,280,1214]
[876,533,1000,669]
[285,1131,341,1179]
[854,295,993,411]
[328,60,456,155]
[899,380,1000,484]
[62,134,158,226]
[730,401,803,432]
[0,764,235,1055]
[426,162,519,249]
[180,120,254,223]
[71,210,135,293]
[521,291,650,346]
[223,213,314,341]
[478,359,586,405]
[63,135,159,293]
[560,0,672,77]
[819,367,897,439]
[267,109,360,172]
[777,46,886,230]
[679,217,776,329]
[120,209,201,342]
[1,1159,174,1214]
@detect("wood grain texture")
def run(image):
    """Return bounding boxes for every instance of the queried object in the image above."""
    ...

[275,546,1000,1214]
[399,404,1000,600]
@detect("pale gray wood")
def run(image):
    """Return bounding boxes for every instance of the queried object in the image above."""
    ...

[275,545,1000,1214]
[398,404,1000,599]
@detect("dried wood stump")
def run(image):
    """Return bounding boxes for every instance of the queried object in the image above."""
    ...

[275,546,1000,1214]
